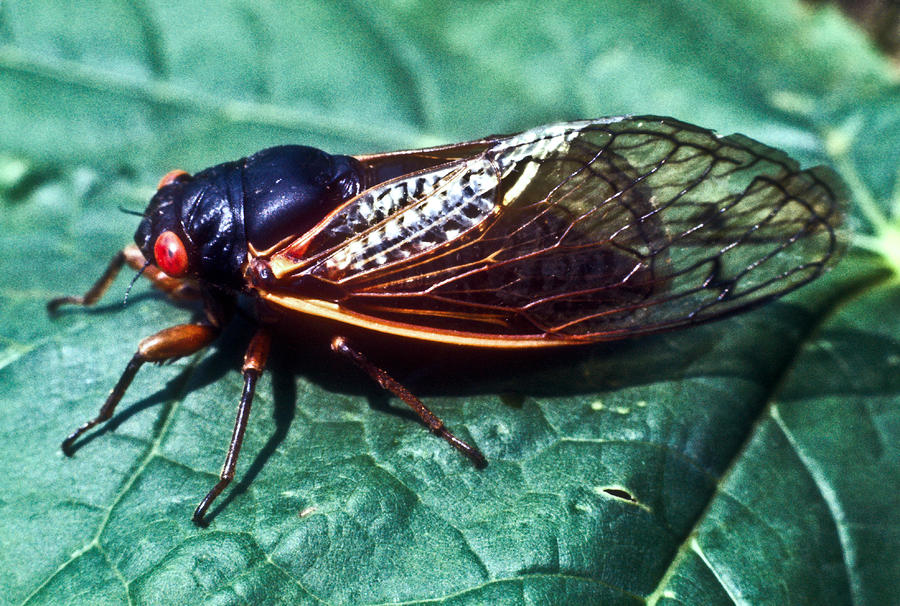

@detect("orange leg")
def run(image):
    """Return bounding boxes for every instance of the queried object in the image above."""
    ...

[47,245,197,313]
[50,245,272,525]
[331,336,487,468]
[60,323,220,454]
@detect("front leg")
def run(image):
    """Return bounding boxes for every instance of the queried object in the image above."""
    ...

[47,244,198,313]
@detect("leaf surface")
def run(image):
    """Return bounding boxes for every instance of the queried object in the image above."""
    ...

[1,1,897,604]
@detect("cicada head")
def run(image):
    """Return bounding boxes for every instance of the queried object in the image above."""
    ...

[134,158,245,289]
[135,146,364,291]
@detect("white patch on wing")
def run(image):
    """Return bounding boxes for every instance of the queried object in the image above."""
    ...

[490,120,592,174]
[307,120,619,279]
[318,157,501,276]
[502,160,540,206]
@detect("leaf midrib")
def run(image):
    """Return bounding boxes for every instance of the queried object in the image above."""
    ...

[646,263,893,604]
[0,43,424,149]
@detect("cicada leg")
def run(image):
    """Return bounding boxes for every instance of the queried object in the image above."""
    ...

[60,322,220,455]
[51,244,215,456]
[331,336,487,468]
[47,244,198,313]
[193,328,271,526]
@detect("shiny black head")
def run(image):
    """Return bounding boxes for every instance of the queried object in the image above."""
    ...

[135,145,363,291]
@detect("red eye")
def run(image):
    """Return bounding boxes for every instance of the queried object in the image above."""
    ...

[157,169,189,190]
[153,231,189,277]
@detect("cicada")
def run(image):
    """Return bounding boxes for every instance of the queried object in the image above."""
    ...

[49,116,845,524]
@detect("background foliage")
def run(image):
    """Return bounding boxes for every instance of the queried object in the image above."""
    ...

[1,1,898,604]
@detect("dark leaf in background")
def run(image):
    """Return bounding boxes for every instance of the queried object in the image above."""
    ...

[807,0,900,58]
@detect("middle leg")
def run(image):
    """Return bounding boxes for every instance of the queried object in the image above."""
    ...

[192,327,272,526]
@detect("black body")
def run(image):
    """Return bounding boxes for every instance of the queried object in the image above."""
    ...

[134,145,365,290]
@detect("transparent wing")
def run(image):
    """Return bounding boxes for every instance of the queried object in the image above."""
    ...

[268,116,845,342]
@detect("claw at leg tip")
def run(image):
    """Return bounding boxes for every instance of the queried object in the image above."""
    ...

[330,336,347,352]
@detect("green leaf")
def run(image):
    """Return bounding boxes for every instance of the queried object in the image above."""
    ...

[1,1,897,604]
